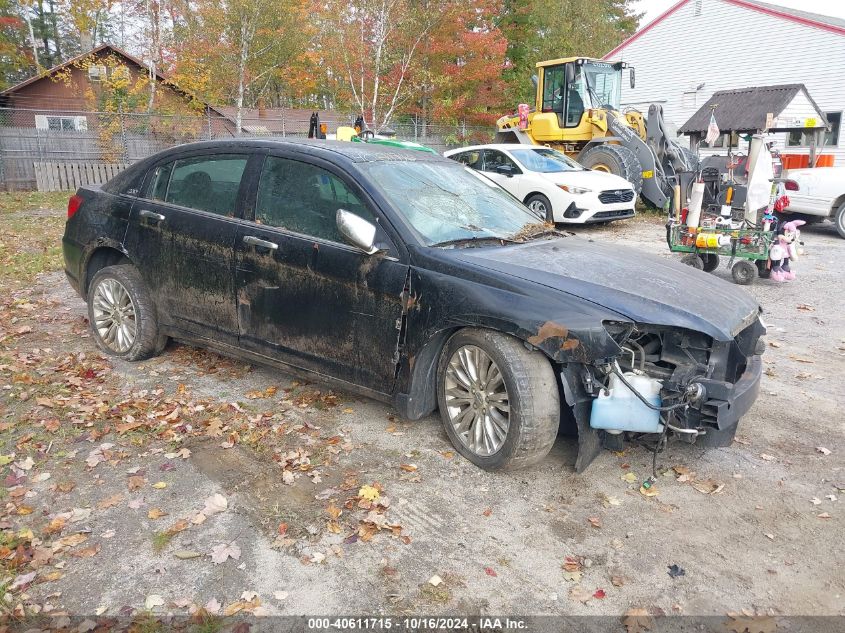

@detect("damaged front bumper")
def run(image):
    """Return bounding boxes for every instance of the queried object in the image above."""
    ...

[564,318,766,471]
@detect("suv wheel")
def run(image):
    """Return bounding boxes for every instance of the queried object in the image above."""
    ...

[88,265,167,361]
[437,329,559,470]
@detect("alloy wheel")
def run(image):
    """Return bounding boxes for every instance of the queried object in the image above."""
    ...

[91,278,137,354]
[528,199,547,214]
[443,345,510,456]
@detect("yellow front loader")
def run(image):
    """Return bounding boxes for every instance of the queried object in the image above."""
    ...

[496,57,697,209]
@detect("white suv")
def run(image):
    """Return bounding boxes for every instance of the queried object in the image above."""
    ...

[444,144,637,224]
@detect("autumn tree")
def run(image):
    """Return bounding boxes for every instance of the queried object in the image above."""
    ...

[500,0,641,104]
[317,0,445,132]
[0,0,34,88]
[413,0,507,130]
[172,0,311,131]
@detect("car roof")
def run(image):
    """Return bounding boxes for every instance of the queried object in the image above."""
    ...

[445,144,550,154]
[162,138,450,164]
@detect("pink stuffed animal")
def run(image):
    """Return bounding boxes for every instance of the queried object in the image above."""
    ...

[768,219,805,282]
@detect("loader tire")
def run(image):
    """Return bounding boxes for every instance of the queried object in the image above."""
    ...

[579,144,643,193]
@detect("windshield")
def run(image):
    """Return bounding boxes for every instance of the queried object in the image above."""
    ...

[582,61,622,110]
[361,161,540,246]
[510,148,584,173]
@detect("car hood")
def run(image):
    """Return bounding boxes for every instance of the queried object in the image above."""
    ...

[454,237,760,341]
[542,169,633,190]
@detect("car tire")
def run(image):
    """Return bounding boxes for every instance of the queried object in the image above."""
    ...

[525,193,553,222]
[731,260,756,285]
[700,253,720,272]
[835,202,845,239]
[578,144,643,193]
[680,254,704,270]
[87,264,167,361]
[437,328,559,471]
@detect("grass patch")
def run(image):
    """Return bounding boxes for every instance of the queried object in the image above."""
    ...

[151,531,174,552]
[0,193,66,285]
[0,191,71,215]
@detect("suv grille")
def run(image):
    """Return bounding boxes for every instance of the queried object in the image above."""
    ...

[598,189,635,204]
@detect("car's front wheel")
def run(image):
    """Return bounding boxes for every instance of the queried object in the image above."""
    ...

[87,264,167,361]
[437,329,559,471]
[525,193,553,223]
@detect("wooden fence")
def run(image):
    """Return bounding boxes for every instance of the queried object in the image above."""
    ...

[33,161,132,192]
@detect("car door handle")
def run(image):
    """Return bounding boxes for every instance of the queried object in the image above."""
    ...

[242,235,279,251]
[138,209,166,222]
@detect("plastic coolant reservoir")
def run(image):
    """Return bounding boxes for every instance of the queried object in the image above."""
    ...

[589,372,664,433]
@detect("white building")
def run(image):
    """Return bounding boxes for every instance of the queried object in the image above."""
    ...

[605,0,845,165]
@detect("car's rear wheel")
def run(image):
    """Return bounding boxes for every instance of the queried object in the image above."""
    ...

[88,265,167,361]
[525,193,553,222]
[437,329,559,471]
[835,202,845,239]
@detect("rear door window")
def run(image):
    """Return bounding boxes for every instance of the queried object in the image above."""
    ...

[163,155,248,216]
[255,156,377,243]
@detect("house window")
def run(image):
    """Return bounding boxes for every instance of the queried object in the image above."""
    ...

[34,115,88,132]
[88,65,107,82]
[788,112,841,147]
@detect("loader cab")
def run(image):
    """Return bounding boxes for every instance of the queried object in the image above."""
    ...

[537,58,629,130]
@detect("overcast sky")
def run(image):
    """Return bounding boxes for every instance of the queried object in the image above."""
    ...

[633,0,845,26]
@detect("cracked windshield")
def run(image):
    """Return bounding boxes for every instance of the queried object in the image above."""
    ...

[362,161,539,246]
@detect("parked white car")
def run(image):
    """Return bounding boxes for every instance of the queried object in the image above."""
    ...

[782,167,845,238]
[443,144,636,224]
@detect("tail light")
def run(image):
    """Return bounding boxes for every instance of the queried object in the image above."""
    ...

[67,194,83,218]
[784,180,799,191]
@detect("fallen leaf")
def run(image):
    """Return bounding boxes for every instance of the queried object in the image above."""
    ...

[810,498,822,506]
[593,589,606,599]
[210,542,241,564]
[428,575,443,587]
[796,304,815,312]
[148,508,168,519]
[96,494,123,510]
[127,475,145,491]
[399,464,418,472]
[588,516,602,528]
[173,550,202,560]
[205,598,221,614]
[765,533,775,540]
[56,533,88,548]
[569,585,592,603]
[760,454,777,462]
[152,482,167,489]
[202,493,228,516]
[611,575,625,587]
[484,567,497,577]
[621,472,638,484]
[816,446,831,456]
[482,507,492,517]
[71,544,100,558]
[145,595,165,610]
[281,470,295,485]
[639,485,659,497]
[10,572,36,591]
[273,591,289,601]
[817,512,831,519]
[623,608,654,633]
[310,551,325,563]
[691,479,725,495]
[358,485,380,501]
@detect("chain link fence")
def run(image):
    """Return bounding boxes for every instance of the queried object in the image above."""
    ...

[0,107,493,191]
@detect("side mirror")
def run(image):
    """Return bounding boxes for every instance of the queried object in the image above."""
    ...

[630,67,636,90]
[495,164,515,177]
[337,208,379,255]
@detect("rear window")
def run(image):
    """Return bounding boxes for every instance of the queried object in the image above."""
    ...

[143,154,248,216]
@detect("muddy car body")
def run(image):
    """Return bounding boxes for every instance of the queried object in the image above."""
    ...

[63,139,765,471]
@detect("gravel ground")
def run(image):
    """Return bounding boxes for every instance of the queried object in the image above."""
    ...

[0,212,842,625]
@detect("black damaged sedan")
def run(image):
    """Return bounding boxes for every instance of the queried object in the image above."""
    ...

[63,139,765,471]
